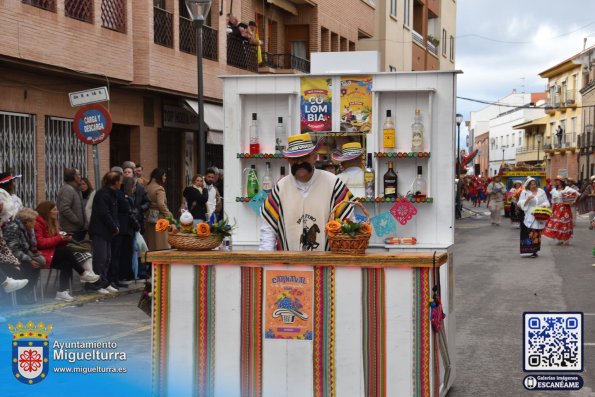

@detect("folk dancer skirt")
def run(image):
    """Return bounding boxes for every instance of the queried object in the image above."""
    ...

[510,202,523,223]
[542,203,573,241]
[520,221,542,255]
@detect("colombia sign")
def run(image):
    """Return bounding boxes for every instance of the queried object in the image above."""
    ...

[73,104,112,145]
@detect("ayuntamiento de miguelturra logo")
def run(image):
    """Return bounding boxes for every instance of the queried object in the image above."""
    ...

[9,321,52,385]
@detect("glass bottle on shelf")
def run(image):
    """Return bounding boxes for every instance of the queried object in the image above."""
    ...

[246,165,259,198]
[262,162,273,194]
[278,166,286,182]
[383,110,395,150]
[411,108,424,152]
[364,153,375,198]
[275,117,286,154]
[249,113,260,154]
[412,165,427,196]
[383,161,398,198]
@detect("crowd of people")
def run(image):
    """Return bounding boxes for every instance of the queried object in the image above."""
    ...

[0,162,224,305]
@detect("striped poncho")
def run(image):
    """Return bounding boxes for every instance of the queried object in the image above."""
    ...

[262,170,354,251]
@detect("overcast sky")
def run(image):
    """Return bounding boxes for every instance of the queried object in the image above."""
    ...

[456,0,595,146]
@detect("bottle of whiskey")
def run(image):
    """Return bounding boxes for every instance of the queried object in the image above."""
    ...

[249,113,260,154]
[412,165,427,196]
[383,161,398,198]
[411,108,424,152]
[364,153,375,198]
[383,110,395,150]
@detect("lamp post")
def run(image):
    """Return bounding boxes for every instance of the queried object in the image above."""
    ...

[586,123,593,183]
[185,0,213,175]
[455,113,463,219]
[536,134,542,163]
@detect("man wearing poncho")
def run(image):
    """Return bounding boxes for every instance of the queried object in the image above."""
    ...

[260,133,354,251]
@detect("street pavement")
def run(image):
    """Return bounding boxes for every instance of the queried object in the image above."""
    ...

[449,202,595,397]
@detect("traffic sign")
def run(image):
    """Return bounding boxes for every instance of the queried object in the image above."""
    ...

[69,87,110,107]
[73,104,113,145]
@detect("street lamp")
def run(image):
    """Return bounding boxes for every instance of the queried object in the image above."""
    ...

[455,113,463,219]
[586,123,593,183]
[185,0,213,175]
[536,134,542,163]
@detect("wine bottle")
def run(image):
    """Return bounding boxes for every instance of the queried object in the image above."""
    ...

[247,165,259,198]
[383,161,398,198]
[249,113,260,154]
[411,108,424,152]
[412,165,427,196]
[275,117,286,154]
[383,110,395,150]
[262,162,273,194]
[364,153,375,198]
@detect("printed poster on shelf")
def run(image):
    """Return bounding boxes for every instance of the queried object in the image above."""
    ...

[340,75,373,133]
[265,270,313,340]
[300,77,333,133]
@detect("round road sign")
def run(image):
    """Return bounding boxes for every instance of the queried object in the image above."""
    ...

[73,104,113,145]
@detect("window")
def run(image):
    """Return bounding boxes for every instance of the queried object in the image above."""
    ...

[519,134,522,147]
[442,29,447,55]
[390,0,396,18]
[101,0,126,33]
[506,135,509,146]
[22,0,56,12]
[449,35,454,61]
[403,0,410,26]
[511,133,515,147]
[571,117,576,144]
[65,0,94,23]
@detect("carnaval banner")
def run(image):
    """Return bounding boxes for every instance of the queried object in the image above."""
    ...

[300,77,333,133]
[265,270,313,340]
[340,75,373,132]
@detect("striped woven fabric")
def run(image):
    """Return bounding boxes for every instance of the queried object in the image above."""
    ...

[412,268,431,397]
[195,266,216,397]
[362,268,386,397]
[152,264,170,397]
[313,266,336,397]
[241,267,263,397]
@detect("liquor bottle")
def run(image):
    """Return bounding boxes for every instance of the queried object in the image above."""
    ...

[383,161,398,198]
[275,117,286,154]
[364,153,375,198]
[411,108,424,152]
[278,166,286,182]
[412,165,427,196]
[383,110,395,150]
[246,165,259,198]
[249,113,260,154]
[262,162,273,194]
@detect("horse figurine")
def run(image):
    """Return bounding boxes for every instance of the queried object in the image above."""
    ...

[300,224,320,251]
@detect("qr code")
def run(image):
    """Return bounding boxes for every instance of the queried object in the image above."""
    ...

[524,313,583,372]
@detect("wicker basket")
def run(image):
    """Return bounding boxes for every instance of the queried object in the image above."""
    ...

[168,231,223,251]
[327,200,371,255]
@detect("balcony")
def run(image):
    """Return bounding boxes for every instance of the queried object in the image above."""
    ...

[545,89,577,113]
[545,132,577,153]
[226,35,258,72]
[179,17,218,61]
[259,53,310,74]
[154,7,173,48]
[412,30,424,48]
[427,41,438,57]
[515,146,544,163]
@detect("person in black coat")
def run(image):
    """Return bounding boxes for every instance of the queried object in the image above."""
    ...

[183,174,209,223]
[89,172,120,282]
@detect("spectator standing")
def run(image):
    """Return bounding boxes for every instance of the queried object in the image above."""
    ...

[144,168,172,250]
[57,168,87,241]
[183,174,209,225]
[111,177,139,287]
[35,201,100,301]
[248,21,263,64]
[204,168,221,222]
[88,172,120,285]
[134,165,148,185]
[578,176,595,229]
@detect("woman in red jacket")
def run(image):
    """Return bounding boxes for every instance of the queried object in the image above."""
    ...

[34,201,99,301]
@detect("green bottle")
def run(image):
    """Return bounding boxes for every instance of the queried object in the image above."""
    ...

[247,165,259,198]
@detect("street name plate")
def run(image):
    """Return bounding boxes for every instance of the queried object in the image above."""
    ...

[69,87,110,107]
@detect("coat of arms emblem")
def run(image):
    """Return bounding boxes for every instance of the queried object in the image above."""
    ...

[9,321,52,385]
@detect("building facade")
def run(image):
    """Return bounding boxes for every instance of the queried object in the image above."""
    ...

[0,0,374,210]
[473,131,489,177]
[358,0,456,71]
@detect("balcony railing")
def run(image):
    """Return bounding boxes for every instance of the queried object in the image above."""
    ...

[154,7,173,48]
[22,0,56,11]
[516,146,540,154]
[427,41,438,56]
[546,89,577,108]
[412,30,424,47]
[226,35,258,72]
[552,132,577,149]
[179,17,218,61]
[261,53,310,73]
[65,0,93,23]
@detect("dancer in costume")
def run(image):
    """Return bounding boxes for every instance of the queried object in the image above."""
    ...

[517,177,550,257]
[509,180,523,228]
[542,176,578,245]
[486,174,505,226]
[260,133,354,251]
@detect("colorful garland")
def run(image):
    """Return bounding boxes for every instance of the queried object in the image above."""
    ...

[241,267,263,397]
[362,268,386,397]
[152,264,170,397]
[412,268,431,397]
[313,266,336,397]
[194,266,216,397]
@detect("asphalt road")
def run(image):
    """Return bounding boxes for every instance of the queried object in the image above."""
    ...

[449,204,595,397]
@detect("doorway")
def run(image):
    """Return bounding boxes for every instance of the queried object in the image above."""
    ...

[158,129,184,213]
[285,24,309,68]
[109,124,131,169]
